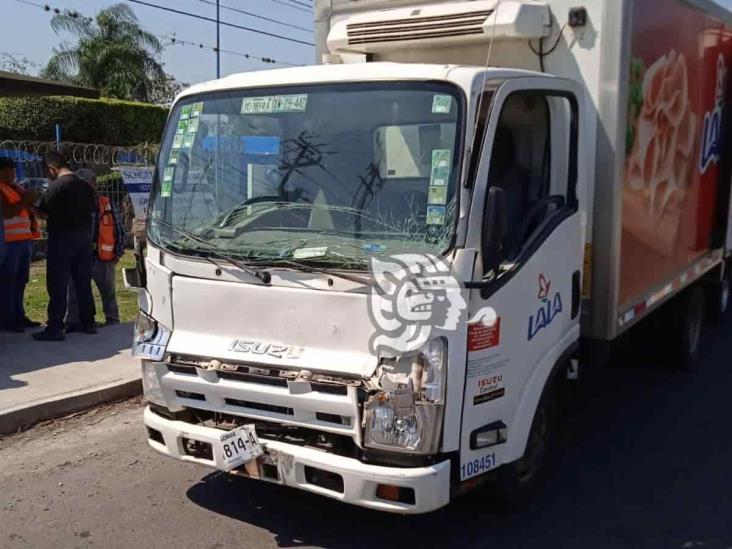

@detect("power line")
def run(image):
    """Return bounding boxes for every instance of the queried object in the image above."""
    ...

[194,0,312,34]
[162,34,301,67]
[125,0,314,46]
[253,0,311,14]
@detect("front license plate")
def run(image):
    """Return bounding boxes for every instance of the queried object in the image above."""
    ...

[217,425,263,471]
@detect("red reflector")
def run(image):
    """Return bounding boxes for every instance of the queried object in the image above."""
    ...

[376,484,415,505]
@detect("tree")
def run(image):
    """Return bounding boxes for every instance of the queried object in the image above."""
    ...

[0,52,35,75]
[41,3,179,103]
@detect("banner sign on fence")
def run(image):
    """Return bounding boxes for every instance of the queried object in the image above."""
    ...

[119,167,154,220]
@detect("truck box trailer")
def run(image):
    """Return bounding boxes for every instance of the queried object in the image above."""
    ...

[129,0,732,513]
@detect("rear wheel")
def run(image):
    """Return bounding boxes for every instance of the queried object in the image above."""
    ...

[495,382,558,507]
[664,286,705,371]
[707,268,731,323]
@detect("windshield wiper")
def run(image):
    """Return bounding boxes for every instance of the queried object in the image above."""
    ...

[150,217,273,285]
[266,258,372,287]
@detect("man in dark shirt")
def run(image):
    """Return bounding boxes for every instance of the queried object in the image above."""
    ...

[33,152,96,341]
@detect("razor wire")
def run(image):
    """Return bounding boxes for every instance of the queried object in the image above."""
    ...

[0,140,159,170]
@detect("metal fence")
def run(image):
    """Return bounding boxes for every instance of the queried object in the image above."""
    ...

[0,140,158,252]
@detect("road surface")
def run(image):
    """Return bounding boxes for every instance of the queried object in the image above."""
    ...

[2,321,732,549]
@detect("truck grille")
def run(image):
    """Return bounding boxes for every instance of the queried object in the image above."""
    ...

[346,10,493,45]
[161,357,363,445]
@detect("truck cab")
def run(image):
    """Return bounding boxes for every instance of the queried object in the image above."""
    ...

[132,0,732,513]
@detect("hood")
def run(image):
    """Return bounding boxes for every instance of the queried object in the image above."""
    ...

[167,275,378,378]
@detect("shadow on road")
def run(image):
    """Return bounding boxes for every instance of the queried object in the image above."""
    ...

[0,322,133,389]
[187,321,732,549]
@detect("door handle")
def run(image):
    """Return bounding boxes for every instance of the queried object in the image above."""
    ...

[571,270,581,319]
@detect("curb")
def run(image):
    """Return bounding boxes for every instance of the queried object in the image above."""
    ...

[0,377,142,436]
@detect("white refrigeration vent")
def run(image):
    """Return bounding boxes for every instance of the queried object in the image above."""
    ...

[327,1,551,54]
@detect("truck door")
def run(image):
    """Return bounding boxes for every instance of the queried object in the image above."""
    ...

[459,78,585,482]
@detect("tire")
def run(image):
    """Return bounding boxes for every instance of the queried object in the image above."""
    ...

[664,286,705,371]
[707,269,731,324]
[494,382,558,508]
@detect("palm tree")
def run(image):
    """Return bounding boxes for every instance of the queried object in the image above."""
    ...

[42,4,167,102]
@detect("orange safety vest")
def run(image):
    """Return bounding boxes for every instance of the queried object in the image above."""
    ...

[0,181,41,242]
[97,195,116,261]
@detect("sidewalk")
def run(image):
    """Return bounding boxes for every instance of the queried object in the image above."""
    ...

[0,322,141,435]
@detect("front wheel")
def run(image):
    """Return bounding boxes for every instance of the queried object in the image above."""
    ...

[494,383,558,508]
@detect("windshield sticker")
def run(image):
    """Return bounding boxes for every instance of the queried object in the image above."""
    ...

[172,134,184,149]
[363,243,386,254]
[169,150,180,165]
[180,104,192,120]
[161,167,174,198]
[428,185,448,205]
[426,205,446,225]
[176,119,188,134]
[241,94,308,114]
[191,101,204,118]
[186,117,200,134]
[432,94,452,114]
[430,149,451,186]
[182,132,196,149]
[243,136,281,155]
[293,246,327,259]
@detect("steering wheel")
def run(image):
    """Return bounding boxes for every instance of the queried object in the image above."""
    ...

[512,195,566,257]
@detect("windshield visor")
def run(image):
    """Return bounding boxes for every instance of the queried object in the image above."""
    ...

[149,82,464,268]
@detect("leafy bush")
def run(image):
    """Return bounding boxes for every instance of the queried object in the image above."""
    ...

[0,96,168,145]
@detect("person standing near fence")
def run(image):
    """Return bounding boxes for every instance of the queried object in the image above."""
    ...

[66,168,126,331]
[0,156,41,333]
[33,152,96,342]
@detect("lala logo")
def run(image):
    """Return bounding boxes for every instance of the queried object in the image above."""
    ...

[700,54,727,174]
[528,274,563,341]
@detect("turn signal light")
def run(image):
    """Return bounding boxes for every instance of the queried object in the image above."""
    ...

[376,484,416,505]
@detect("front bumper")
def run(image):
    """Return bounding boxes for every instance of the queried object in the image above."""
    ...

[144,406,451,514]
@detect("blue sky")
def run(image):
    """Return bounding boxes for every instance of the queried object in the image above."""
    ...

[3,0,732,86]
[2,0,315,85]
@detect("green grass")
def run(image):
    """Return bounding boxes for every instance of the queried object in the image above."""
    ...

[25,250,139,324]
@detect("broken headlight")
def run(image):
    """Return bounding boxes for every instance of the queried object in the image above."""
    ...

[363,338,446,454]
[132,312,171,361]
[141,360,166,407]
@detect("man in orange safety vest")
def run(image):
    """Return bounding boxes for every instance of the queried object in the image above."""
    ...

[0,156,41,332]
[66,168,126,331]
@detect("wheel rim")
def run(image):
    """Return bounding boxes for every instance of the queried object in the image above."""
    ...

[515,402,549,484]
[687,295,703,356]
[721,279,730,314]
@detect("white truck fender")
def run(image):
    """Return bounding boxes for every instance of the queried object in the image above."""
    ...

[503,325,579,462]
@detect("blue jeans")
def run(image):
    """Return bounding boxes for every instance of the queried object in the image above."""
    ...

[0,240,32,329]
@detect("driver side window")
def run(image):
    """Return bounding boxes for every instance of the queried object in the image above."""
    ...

[486,91,573,264]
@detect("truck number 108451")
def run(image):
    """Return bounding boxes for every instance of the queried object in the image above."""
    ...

[461,453,496,479]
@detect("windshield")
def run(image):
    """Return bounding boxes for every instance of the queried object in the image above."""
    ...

[149,82,464,269]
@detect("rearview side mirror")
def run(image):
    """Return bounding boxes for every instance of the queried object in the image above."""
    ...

[482,186,508,277]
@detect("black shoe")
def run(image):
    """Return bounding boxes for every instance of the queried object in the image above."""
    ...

[33,329,65,342]
[65,323,80,334]
[23,317,41,328]
[104,319,120,327]
[80,325,98,335]
[3,324,25,333]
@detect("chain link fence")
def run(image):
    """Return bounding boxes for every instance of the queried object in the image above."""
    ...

[0,140,158,255]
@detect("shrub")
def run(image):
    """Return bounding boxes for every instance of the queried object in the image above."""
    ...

[0,96,168,145]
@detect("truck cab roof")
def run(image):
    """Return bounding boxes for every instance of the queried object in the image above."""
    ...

[176,62,549,102]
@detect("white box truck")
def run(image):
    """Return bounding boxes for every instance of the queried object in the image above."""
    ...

[127,0,732,513]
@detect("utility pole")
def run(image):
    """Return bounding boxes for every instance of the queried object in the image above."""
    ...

[216,0,221,78]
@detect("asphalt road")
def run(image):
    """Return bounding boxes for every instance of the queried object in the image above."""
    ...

[2,321,732,549]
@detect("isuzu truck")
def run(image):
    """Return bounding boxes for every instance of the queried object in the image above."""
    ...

[126,0,732,513]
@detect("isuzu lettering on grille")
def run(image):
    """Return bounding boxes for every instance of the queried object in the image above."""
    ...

[229,339,302,359]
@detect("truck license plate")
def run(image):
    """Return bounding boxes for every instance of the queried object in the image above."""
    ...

[217,425,263,471]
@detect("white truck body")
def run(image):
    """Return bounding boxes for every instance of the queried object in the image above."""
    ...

[132,0,732,513]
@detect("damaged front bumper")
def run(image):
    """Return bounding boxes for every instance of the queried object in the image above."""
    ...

[144,406,451,514]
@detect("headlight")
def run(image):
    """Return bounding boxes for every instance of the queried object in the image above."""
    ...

[364,338,446,454]
[132,312,171,361]
[141,360,166,407]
